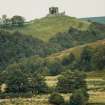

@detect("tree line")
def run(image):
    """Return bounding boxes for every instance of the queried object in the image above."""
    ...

[0,15,25,27]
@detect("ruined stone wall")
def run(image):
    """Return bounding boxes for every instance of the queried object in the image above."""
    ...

[47,7,65,17]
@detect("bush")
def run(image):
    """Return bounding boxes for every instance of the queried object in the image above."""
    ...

[69,89,89,105]
[49,93,65,105]
[0,69,29,93]
[92,45,105,70]
[78,46,93,71]
[62,53,75,66]
[46,58,64,76]
[0,66,49,94]
[56,71,87,93]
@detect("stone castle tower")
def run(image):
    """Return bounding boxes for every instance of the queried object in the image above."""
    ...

[49,7,59,15]
[47,7,65,17]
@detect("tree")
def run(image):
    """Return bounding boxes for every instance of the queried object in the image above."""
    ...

[0,61,48,94]
[11,15,25,26]
[46,58,64,76]
[56,71,87,93]
[49,93,65,105]
[2,69,29,93]
[62,53,75,66]
[79,46,93,71]
[92,45,105,70]
[69,89,89,105]
[1,14,7,27]
[5,18,12,27]
[28,73,48,94]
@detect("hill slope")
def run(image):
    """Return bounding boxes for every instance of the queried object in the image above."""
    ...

[0,30,59,69]
[0,16,105,70]
[4,16,91,41]
[81,16,105,24]
[4,39,105,76]
[47,39,105,60]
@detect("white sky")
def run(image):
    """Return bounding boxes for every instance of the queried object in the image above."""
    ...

[0,0,105,20]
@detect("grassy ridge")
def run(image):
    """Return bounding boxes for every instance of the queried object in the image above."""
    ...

[6,16,91,41]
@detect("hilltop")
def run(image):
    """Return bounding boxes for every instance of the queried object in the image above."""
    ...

[3,16,91,41]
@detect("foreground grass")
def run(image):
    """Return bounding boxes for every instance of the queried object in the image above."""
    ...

[0,92,105,105]
[1,72,105,105]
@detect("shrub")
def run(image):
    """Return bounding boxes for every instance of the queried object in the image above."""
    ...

[49,93,65,105]
[62,53,75,66]
[56,71,87,93]
[69,89,89,105]
[46,58,64,76]
[1,69,29,93]
[78,46,93,71]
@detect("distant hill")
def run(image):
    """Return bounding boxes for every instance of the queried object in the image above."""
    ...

[81,16,105,24]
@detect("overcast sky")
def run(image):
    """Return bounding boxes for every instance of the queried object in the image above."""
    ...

[0,0,105,20]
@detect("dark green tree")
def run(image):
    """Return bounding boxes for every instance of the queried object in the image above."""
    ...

[69,89,89,105]
[28,73,48,94]
[2,68,29,93]
[46,58,64,76]
[49,93,65,105]
[79,46,93,71]
[11,15,25,26]
[92,45,105,70]
[62,53,76,66]
[56,71,87,93]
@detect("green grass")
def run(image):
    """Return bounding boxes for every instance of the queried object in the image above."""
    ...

[5,16,91,42]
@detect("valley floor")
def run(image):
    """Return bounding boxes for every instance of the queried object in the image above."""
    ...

[0,92,105,105]
[0,72,105,105]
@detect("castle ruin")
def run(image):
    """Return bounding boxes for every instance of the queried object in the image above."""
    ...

[47,7,65,17]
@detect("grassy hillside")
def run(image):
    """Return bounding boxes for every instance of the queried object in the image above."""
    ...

[1,15,105,105]
[81,16,105,24]
[49,26,105,49]
[3,39,105,76]
[47,39,105,61]
[0,30,60,69]
[5,16,91,41]
[1,20,105,70]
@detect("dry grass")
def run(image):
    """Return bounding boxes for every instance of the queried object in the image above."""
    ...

[1,92,105,105]
[1,72,105,105]
[47,39,105,62]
